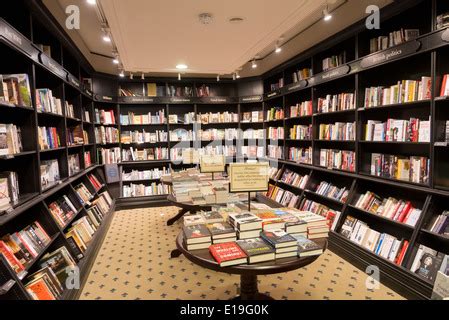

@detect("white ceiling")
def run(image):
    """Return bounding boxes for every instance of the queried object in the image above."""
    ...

[44,0,392,77]
[100,0,337,75]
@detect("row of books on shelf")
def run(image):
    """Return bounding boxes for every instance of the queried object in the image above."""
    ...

[40,160,60,190]
[292,68,313,83]
[266,107,284,121]
[319,122,355,141]
[242,111,264,123]
[46,194,80,228]
[0,74,32,108]
[428,212,449,236]
[322,52,346,71]
[120,110,166,125]
[0,172,20,212]
[0,123,23,156]
[319,149,356,172]
[289,124,312,140]
[84,151,92,168]
[38,126,61,150]
[95,126,119,145]
[65,102,76,119]
[369,29,419,54]
[288,147,313,164]
[278,168,309,189]
[298,199,341,232]
[364,118,430,142]
[67,125,88,146]
[168,113,195,125]
[197,112,239,124]
[122,167,170,181]
[317,93,355,114]
[121,130,168,144]
[312,181,349,203]
[354,191,422,227]
[197,129,239,141]
[363,77,432,108]
[0,221,52,276]
[267,127,284,140]
[340,216,409,266]
[36,89,63,115]
[95,109,116,125]
[240,146,264,158]
[437,12,449,30]
[289,101,313,118]
[242,129,265,139]
[167,86,194,97]
[270,78,284,91]
[266,184,301,208]
[267,146,283,159]
[370,153,429,184]
[122,183,169,198]
[122,147,169,162]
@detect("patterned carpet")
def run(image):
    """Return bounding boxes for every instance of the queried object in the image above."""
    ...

[79,207,405,300]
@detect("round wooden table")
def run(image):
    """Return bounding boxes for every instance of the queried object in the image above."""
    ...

[176,233,327,300]
[166,194,214,226]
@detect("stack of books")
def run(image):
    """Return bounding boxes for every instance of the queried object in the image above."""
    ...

[261,229,298,259]
[364,118,431,142]
[95,109,116,125]
[354,191,422,227]
[241,111,264,123]
[340,216,409,266]
[288,147,313,164]
[292,68,313,82]
[207,221,237,244]
[279,169,309,189]
[97,147,121,164]
[254,211,286,231]
[317,93,355,114]
[0,74,32,107]
[293,235,324,257]
[267,127,284,139]
[370,153,429,184]
[289,101,313,117]
[183,224,212,250]
[228,212,263,240]
[209,242,247,267]
[299,198,341,232]
[236,238,275,263]
[0,123,23,156]
[364,77,432,107]
[266,185,301,208]
[291,210,330,239]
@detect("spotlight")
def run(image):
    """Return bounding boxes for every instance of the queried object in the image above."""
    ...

[103,35,111,42]
[252,59,257,69]
[141,73,145,80]
[176,64,188,70]
[119,71,125,78]
[236,71,241,79]
[217,75,220,82]
[87,0,96,5]
[112,58,119,64]
[275,43,282,53]
[232,73,236,81]
[178,73,181,81]
[323,5,332,21]
[130,73,134,80]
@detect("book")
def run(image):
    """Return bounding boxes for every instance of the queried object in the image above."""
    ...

[260,229,297,249]
[209,242,247,267]
[183,225,211,245]
[1,74,32,107]
[236,238,275,264]
[201,211,224,224]
[415,252,444,283]
[206,222,236,240]
[228,212,263,231]
[292,235,323,257]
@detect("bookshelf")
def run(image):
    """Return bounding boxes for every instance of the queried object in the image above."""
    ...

[2,0,449,300]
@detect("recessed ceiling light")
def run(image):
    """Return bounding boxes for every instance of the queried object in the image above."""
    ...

[176,64,188,70]
[87,0,96,5]
[229,17,244,24]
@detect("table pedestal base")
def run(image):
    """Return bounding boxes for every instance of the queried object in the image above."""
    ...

[170,249,182,258]
[232,274,274,301]
[167,208,189,226]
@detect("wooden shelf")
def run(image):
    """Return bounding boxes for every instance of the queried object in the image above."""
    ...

[347,204,415,231]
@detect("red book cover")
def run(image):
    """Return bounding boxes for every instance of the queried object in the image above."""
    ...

[395,240,409,265]
[209,242,247,266]
[440,74,448,97]
[0,240,25,273]
[26,279,56,300]
[33,221,51,242]
[397,202,412,223]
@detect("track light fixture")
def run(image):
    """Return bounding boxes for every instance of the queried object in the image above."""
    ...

[130,73,134,80]
[217,75,220,82]
[232,73,236,81]
[178,73,182,81]
[323,4,332,21]
[119,70,125,78]
[252,59,257,69]
[141,73,145,80]
[236,71,241,79]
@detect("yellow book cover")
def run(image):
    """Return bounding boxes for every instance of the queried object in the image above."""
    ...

[147,83,157,97]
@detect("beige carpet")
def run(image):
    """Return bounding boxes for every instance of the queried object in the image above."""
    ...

[79,207,405,300]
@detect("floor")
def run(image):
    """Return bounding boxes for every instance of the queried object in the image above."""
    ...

[79,207,405,300]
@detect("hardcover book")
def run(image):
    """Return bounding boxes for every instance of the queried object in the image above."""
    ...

[183,224,211,245]
[228,212,263,231]
[292,235,323,257]
[260,229,297,249]
[206,222,236,239]
[209,242,247,267]
[236,238,275,263]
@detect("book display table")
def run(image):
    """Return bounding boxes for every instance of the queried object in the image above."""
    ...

[176,232,327,300]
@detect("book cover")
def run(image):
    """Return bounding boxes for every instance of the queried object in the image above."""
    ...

[236,238,274,257]
[183,224,211,244]
[260,229,297,248]
[206,222,235,239]
[292,235,323,257]
[209,242,247,267]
